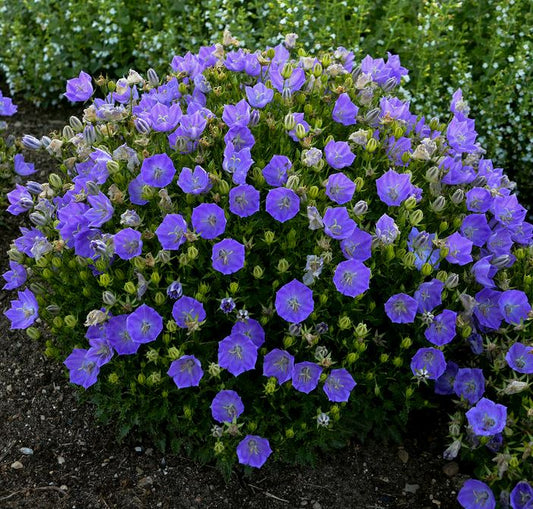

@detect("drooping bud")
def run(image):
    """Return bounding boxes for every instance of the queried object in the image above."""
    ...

[445,273,460,289]
[69,115,84,132]
[431,196,446,213]
[353,200,368,216]
[382,77,397,92]
[284,113,296,131]
[147,68,159,86]
[21,135,42,150]
[364,108,381,124]
[450,188,465,204]
[134,117,151,135]
[83,124,96,145]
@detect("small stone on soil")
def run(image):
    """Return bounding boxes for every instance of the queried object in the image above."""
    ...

[442,461,459,477]
[20,447,33,455]
[11,460,24,469]
[404,483,420,494]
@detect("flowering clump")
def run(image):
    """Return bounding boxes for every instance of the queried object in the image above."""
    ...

[3,37,532,503]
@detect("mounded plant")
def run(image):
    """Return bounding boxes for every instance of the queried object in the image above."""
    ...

[3,37,533,507]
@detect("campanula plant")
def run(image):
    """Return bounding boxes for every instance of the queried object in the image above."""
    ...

[4,35,532,505]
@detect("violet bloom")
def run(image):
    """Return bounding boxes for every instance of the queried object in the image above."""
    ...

[424,309,457,346]
[229,184,260,217]
[64,71,93,102]
[474,289,503,330]
[414,279,444,313]
[450,88,470,119]
[222,99,251,128]
[492,194,527,228]
[178,165,209,194]
[333,260,371,298]
[225,126,255,151]
[510,481,533,509]
[128,176,149,206]
[376,169,412,206]
[6,184,33,215]
[4,289,39,329]
[324,139,355,169]
[148,102,181,132]
[434,361,459,396]
[166,281,183,300]
[270,65,306,93]
[384,293,418,323]
[2,261,27,290]
[63,348,100,389]
[332,93,358,126]
[211,238,245,275]
[265,187,300,223]
[498,290,531,325]
[454,368,485,405]
[461,214,491,247]
[466,397,507,436]
[375,214,400,245]
[220,297,236,314]
[486,228,514,257]
[155,213,188,250]
[323,368,356,402]
[140,153,176,188]
[457,479,495,509]
[292,361,322,394]
[325,172,356,204]
[245,83,274,108]
[222,143,253,184]
[167,355,203,388]
[126,304,163,344]
[323,207,356,240]
[340,227,372,261]
[191,203,226,239]
[232,318,265,348]
[506,343,533,374]
[445,232,473,266]
[113,228,142,260]
[407,227,440,270]
[13,154,36,176]
[84,192,114,227]
[236,435,272,468]
[466,187,492,213]
[410,347,446,380]
[0,92,17,115]
[87,336,114,367]
[447,116,478,153]
[263,349,295,384]
[262,155,292,187]
[107,315,140,355]
[172,296,206,328]
[218,333,258,376]
[275,279,314,323]
[211,390,244,423]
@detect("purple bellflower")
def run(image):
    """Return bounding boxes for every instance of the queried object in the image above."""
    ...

[64,71,93,102]
[211,390,244,423]
[211,238,245,275]
[424,309,457,346]
[454,368,485,405]
[218,333,258,376]
[2,261,27,290]
[4,288,38,329]
[324,139,355,169]
[63,348,100,389]
[384,293,418,323]
[265,187,300,223]
[168,355,203,388]
[457,479,495,509]
[340,227,373,261]
[275,279,314,323]
[498,290,531,325]
[113,228,142,260]
[292,361,322,394]
[178,165,210,194]
[140,153,176,188]
[466,397,507,436]
[126,304,163,344]
[155,213,188,251]
[376,169,412,206]
[332,93,358,125]
[410,347,446,380]
[323,368,356,402]
[236,435,272,468]
[323,207,356,240]
[333,260,371,298]
[229,184,260,217]
[232,318,265,348]
[505,343,533,374]
[172,296,206,328]
[191,203,226,239]
[263,349,295,384]
[325,172,356,204]
[262,155,292,187]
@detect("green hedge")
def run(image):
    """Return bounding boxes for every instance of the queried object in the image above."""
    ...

[1,0,532,200]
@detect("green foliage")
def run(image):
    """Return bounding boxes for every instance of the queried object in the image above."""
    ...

[5,39,533,502]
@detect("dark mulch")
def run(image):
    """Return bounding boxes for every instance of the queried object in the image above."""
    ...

[0,96,464,509]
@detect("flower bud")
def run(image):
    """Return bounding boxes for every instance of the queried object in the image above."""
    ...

[124,281,137,294]
[502,381,529,395]
[101,291,116,306]
[229,282,239,294]
[154,292,166,306]
[62,125,75,140]
[53,316,64,329]
[252,265,264,279]
[364,108,380,124]
[213,441,225,455]
[405,386,414,399]
[83,124,96,145]
[355,322,368,338]
[491,255,511,269]
[69,115,83,131]
[284,113,296,131]
[295,123,306,139]
[431,196,446,213]
[450,189,465,204]
[147,68,159,86]
[29,212,48,227]
[264,379,277,395]
[277,258,290,273]
[187,246,199,261]
[26,326,41,340]
[21,134,42,150]
[64,315,78,328]
[472,175,487,187]
[400,336,412,349]
[445,273,460,289]
[382,76,398,92]
[48,173,63,189]
[421,263,433,276]
[319,293,328,305]
[403,196,417,210]
[380,353,389,363]
[286,175,300,190]
[366,137,378,152]
[443,440,462,461]
[425,166,440,182]
[338,315,352,330]
[402,252,416,268]
[429,117,440,131]
[283,335,295,348]
[352,200,368,216]
[439,246,450,259]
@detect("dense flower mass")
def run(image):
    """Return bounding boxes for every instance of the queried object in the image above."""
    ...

[4,38,532,501]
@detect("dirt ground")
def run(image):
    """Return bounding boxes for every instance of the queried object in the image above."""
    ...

[0,95,464,509]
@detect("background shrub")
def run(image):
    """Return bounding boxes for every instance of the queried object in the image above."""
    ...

[1,1,532,205]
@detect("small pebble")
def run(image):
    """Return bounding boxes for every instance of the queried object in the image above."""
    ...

[442,461,459,477]
[134,446,143,453]
[20,447,33,455]
[404,483,420,494]
[11,461,24,470]
[57,456,65,465]
[312,502,322,509]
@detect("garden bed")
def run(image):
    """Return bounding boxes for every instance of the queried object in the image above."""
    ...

[0,98,464,508]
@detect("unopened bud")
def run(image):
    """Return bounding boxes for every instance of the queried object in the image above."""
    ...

[421,263,433,276]
[445,273,460,289]
[284,113,296,131]
[425,166,440,182]
[382,77,398,92]
[472,175,487,187]
[502,381,529,395]
[366,137,378,152]
[263,231,275,244]
[277,258,290,273]
[134,117,151,135]
[187,246,199,260]
[295,123,306,139]
[63,125,75,139]
[491,254,511,269]
[409,209,424,225]
[353,200,368,216]
[450,189,465,204]
[102,291,116,306]
[253,265,264,279]
[64,315,78,328]
[338,315,352,330]
[429,117,440,131]
[147,68,159,86]
[22,134,42,150]
[404,195,417,210]
[431,196,446,212]
[69,115,84,132]
[364,108,381,124]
